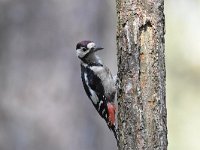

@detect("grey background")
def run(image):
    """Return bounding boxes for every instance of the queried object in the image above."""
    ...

[0,0,117,150]
[1,0,200,150]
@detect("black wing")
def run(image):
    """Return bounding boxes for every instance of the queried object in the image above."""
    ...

[81,65,109,122]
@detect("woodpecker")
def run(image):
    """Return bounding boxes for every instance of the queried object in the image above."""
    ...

[76,40,117,140]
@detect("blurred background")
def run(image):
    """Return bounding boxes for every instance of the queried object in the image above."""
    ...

[0,0,199,150]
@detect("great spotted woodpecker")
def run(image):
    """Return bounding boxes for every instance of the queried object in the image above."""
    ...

[76,40,117,140]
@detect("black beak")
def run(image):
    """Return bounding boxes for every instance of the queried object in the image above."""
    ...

[89,47,104,54]
[94,47,104,52]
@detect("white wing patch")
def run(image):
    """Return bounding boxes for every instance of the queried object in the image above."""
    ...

[98,100,103,111]
[90,65,116,96]
[84,73,99,105]
[90,66,104,72]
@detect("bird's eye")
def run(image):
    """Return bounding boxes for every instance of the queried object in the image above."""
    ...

[82,48,87,51]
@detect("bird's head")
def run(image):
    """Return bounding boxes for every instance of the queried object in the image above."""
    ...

[76,40,103,60]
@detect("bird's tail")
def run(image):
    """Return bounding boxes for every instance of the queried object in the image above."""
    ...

[109,124,119,146]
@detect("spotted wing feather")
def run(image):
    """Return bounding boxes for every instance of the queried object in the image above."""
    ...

[81,64,109,122]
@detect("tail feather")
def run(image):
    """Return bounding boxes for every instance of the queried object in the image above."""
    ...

[111,126,118,141]
[109,125,119,146]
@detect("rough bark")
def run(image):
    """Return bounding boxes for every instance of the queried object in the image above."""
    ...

[116,0,167,149]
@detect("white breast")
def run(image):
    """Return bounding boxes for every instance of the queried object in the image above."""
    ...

[90,66,116,96]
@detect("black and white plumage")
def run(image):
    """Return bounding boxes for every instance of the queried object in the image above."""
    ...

[76,40,117,139]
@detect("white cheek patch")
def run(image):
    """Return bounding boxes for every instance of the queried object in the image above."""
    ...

[87,42,95,49]
[76,49,83,57]
[76,49,88,58]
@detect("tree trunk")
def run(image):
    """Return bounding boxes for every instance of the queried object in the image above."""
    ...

[116,0,167,149]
